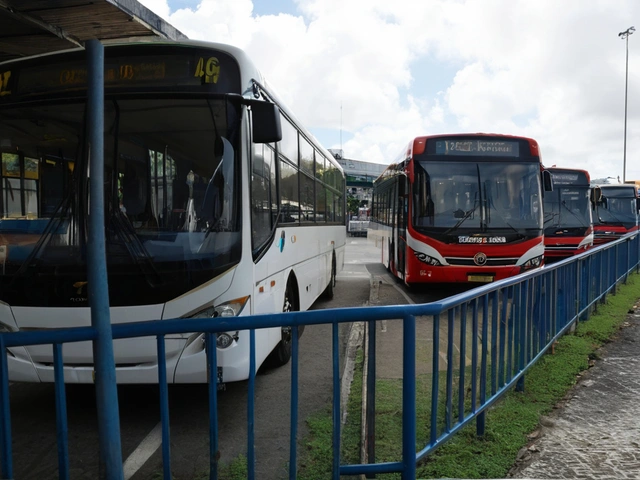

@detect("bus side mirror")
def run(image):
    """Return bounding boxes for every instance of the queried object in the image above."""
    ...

[636,197,640,212]
[542,170,553,192]
[590,187,602,204]
[250,101,282,144]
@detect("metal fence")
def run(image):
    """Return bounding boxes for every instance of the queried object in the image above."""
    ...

[1,42,640,479]
[1,232,638,479]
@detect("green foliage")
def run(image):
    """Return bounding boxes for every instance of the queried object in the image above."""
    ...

[347,195,361,216]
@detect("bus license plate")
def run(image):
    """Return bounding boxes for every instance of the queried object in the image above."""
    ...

[468,274,494,283]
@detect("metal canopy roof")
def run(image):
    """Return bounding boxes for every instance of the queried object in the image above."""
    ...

[0,0,187,63]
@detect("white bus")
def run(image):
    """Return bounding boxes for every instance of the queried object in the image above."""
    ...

[0,40,346,384]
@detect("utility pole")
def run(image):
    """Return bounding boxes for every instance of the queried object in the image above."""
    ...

[619,26,635,183]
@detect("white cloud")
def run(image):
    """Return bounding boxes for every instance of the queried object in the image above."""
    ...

[139,0,640,179]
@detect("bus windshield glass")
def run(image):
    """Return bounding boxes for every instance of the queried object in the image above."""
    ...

[0,96,242,307]
[544,186,591,230]
[595,187,638,226]
[412,161,542,235]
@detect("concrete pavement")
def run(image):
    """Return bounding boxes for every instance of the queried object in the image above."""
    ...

[509,301,640,479]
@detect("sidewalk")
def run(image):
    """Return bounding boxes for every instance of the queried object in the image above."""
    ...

[509,302,640,479]
[366,265,640,479]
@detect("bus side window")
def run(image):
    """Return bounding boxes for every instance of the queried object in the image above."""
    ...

[251,144,276,254]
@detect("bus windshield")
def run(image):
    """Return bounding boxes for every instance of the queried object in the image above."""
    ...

[594,190,637,226]
[544,185,591,230]
[0,97,242,307]
[413,161,542,234]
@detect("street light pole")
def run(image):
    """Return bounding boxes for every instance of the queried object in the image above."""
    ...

[619,26,635,183]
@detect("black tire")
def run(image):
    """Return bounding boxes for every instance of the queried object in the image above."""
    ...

[267,277,300,367]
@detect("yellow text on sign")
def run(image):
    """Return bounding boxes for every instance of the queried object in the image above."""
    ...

[194,57,220,84]
[0,71,11,96]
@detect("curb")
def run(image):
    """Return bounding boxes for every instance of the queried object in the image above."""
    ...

[338,273,378,478]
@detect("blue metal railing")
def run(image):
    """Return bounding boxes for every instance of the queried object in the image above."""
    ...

[1,232,638,479]
[1,41,639,478]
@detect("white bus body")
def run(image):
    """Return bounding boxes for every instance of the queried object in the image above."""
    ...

[0,40,346,384]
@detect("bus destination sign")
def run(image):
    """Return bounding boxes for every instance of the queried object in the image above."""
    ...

[435,139,519,157]
[0,47,241,102]
[550,171,588,186]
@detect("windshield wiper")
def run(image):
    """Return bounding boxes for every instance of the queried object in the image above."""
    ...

[10,188,74,283]
[559,200,589,227]
[110,210,162,285]
[443,202,481,235]
[488,208,525,237]
[597,206,626,226]
[544,211,560,226]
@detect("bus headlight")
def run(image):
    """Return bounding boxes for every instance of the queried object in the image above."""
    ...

[521,255,543,271]
[216,332,236,349]
[188,296,250,319]
[186,296,249,349]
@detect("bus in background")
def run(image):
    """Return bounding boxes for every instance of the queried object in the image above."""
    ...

[543,167,593,259]
[369,134,552,285]
[0,40,346,385]
[348,206,370,237]
[591,183,640,245]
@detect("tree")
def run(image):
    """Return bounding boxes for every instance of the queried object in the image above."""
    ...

[347,196,360,217]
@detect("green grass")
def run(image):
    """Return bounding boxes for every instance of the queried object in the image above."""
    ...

[189,455,248,480]
[296,272,640,479]
[297,350,364,480]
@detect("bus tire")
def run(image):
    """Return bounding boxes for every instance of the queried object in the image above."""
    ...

[268,277,300,367]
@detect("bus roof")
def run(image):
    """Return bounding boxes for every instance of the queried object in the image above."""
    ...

[0,39,342,175]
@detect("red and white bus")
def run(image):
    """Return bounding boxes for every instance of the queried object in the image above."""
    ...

[591,183,640,245]
[369,134,552,284]
[543,167,593,259]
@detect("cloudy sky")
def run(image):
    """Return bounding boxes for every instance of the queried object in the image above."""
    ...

[138,0,639,181]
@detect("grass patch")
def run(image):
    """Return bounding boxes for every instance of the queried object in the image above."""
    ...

[298,350,364,479]
[296,272,640,479]
[189,455,248,480]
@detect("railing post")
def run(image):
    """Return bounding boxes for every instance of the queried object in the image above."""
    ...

[626,238,631,282]
[515,282,526,393]
[86,39,124,480]
[289,325,299,480]
[0,335,13,479]
[402,314,416,480]
[332,322,341,479]
[366,319,376,478]
[53,343,70,480]
[477,296,489,436]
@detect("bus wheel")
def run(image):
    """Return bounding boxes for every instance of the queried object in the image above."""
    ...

[269,278,300,367]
